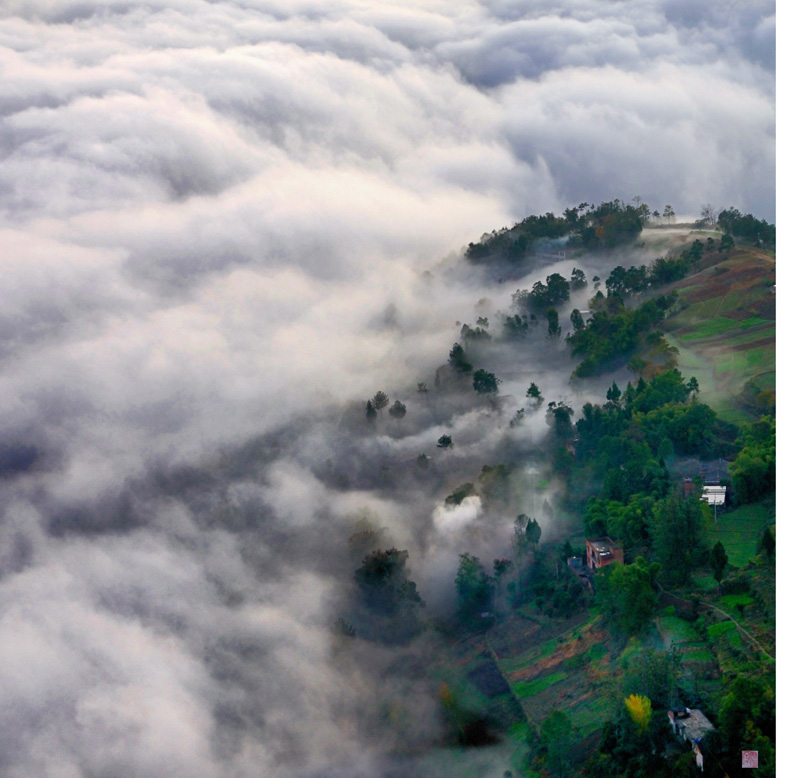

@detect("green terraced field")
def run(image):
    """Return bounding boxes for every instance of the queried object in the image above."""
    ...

[723,326,776,347]
[719,593,756,610]
[707,621,736,639]
[513,671,567,698]
[677,316,771,341]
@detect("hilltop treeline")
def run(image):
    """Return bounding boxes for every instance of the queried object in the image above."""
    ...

[466,201,775,265]
[465,199,651,262]
[717,208,775,248]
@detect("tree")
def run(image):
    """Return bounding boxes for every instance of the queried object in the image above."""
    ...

[720,233,734,252]
[662,204,675,223]
[493,558,512,580]
[389,400,406,419]
[570,267,587,289]
[503,313,530,339]
[448,343,473,373]
[717,207,775,248]
[595,557,659,635]
[509,408,525,428]
[455,553,493,625]
[700,203,718,226]
[718,677,774,752]
[417,382,429,394]
[652,490,709,585]
[686,376,699,397]
[547,401,574,439]
[729,417,775,504]
[334,617,356,637]
[546,307,561,337]
[437,434,453,449]
[354,548,423,617]
[525,517,542,546]
[365,400,377,421]
[623,647,680,709]
[757,525,775,560]
[445,482,477,506]
[606,382,621,406]
[416,453,429,469]
[570,308,585,332]
[528,273,570,310]
[541,710,572,777]
[624,694,652,734]
[513,513,541,566]
[372,391,389,410]
[473,369,501,395]
[513,513,529,556]
[710,541,728,588]
[526,382,543,404]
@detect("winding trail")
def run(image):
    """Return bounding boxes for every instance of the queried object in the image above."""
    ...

[658,583,774,661]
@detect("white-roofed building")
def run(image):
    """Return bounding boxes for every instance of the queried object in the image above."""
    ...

[701,485,726,506]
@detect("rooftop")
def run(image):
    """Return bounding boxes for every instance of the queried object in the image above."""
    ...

[669,708,715,742]
[588,538,617,554]
[701,485,726,506]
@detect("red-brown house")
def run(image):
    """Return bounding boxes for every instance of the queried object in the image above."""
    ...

[586,537,624,570]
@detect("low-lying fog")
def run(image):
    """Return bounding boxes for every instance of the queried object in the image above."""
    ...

[0,1,774,776]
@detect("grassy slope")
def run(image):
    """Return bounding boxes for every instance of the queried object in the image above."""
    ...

[661,243,775,424]
[707,501,775,568]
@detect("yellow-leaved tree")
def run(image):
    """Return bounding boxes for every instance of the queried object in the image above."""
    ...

[625,693,652,733]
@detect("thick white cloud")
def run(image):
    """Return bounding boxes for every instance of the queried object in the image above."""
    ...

[0,1,775,775]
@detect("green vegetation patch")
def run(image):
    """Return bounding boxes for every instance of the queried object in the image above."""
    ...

[694,575,718,592]
[658,615,700,644]
[719,594,755,610]
[501,644,542,675]
[585,643,609,662]
[752,371,776,390]
[540,637,559,657]
[708,503,773,567]
[718,290,748,314]
[678,316,750,340]
[721,326,775,347]
[739,316,770,329]
[571,695,617,737]
[683,648,715,662]
[507,721,532,744]
[714,347,773,378]
[707,621,736,639]
[513,671,567,699]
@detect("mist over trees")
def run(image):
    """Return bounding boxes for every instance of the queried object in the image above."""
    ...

[465,199,651,264]
[0,0,776,769]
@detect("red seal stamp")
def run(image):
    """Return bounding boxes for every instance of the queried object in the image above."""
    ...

[742,751,758,768]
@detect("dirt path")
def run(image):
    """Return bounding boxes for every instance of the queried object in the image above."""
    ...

[659,584,774,661]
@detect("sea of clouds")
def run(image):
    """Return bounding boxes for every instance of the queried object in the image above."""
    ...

[0,2,774,776]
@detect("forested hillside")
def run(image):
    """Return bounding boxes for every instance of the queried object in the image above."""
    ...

[335,203,776,777]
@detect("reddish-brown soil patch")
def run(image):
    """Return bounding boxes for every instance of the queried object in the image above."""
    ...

[726,337,775,352]
[508,620,607,682]
[673,249,775,308]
